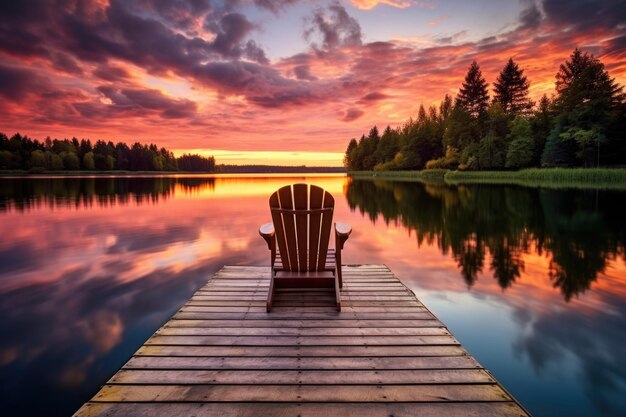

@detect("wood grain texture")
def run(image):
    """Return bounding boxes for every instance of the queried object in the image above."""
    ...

[72,265,530,417]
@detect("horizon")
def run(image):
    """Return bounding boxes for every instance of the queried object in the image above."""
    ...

[1,0,625,166]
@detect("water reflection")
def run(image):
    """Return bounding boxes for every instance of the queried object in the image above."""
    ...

[0,177,216,211]
[0,175,624,417]
[346,179,626,301]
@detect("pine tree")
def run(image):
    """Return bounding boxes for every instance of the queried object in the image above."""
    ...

[544,48,625,166]
[344,138,358,168]
[555,48,623,112]
[457,61,489,118]
[439,94,453,120]
[531,94,552,165]
[493,58,532,114]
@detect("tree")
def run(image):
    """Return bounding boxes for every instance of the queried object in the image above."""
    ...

[506,117,534,168]
[61,151,80,169]
[343,138,358,168]
[457,61,490,118]
[531,94,552,165]
[374,126,399,166]
[439,94,453,120]
[30,150,46,168]
[478,132,506,169]
[361,126,380,170]
[493,58,533,114]
[443,104,475,149]
[83,151,95,170]
[544,48,624,166]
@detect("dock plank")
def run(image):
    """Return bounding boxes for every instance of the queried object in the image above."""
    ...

[73,265,530,417]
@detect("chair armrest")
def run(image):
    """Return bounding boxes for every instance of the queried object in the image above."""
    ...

[259,222,275,249]
[335,222,352,238]
[334,222,351,250]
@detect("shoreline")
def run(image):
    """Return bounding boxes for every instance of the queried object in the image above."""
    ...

[348,168,626,190]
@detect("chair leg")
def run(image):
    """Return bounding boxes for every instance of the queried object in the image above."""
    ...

[267,269,275,312]
[335,248,343,288]
[334,269,342,312]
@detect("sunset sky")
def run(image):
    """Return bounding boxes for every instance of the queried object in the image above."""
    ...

[1,0,625,166]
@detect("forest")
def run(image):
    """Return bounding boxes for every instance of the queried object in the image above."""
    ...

[0,133,216,172]
[344,49,626,171]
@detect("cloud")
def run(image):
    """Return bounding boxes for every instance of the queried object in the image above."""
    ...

[349,1,427,10]
[518,0,542,29]
[293,65,317,81]
[92,65,131,82]
[74,86,197,119]
[428,14,448,27]
[253,0,300,14]
[0,65,45,101]
[341,107,364,122]
[305,2,363,51]
[206,12,268,63]
[358,91,389,104]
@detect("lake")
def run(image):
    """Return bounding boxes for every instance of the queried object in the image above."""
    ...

[0,174,624,417]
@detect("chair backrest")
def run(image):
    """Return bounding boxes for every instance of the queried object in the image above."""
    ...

[269,183,335,272]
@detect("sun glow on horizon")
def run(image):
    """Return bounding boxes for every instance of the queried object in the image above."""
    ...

[172,149,345,167]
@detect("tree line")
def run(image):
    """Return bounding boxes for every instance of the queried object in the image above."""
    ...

[344,49,626,171]
[0,133,216,172]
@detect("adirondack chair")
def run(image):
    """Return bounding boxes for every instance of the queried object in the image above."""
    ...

[259,184,352,312]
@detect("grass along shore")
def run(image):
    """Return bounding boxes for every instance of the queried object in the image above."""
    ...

[348,168,626,189]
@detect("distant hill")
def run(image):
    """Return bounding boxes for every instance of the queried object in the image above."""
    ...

[217,165,346,174]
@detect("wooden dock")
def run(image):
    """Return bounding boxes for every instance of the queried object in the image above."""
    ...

[74,265,530,417]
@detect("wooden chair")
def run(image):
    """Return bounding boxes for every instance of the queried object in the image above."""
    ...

[259,184,351,312]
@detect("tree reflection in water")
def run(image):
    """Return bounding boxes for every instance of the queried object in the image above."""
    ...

[345,179,626,301]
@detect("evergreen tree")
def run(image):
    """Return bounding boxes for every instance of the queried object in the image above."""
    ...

[439,94,453,120]
[506,117,534,168]
[457,61,490,118]
[362,126,380,170]
[343,138,358,169]
[544,48,624,166]
[531,94,552,165]
[493,58,533,114]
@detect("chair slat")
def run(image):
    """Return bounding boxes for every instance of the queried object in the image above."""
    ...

[308,185,324,272]
[317,191,334,270]
[293,184,309,272]
[270,192,290,271]
[278,185,299,271]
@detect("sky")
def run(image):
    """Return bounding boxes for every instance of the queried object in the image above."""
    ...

[0,0,625,166]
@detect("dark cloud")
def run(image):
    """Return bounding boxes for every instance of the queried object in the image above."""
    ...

[341,107,364,122]
[359,91,388,102]
[0,65,43,101]
[436,31,468,45]
[294,65,317,81]
[542,0,626,31]
[193,60,323,107]
[92,65,131,81]
[248,89,320,108]
[74,86,197,119]
[208,13,260,61]
[253,0,300,14]
[133,0,213,31]
[518,0,542,29]
[305,2,363,51]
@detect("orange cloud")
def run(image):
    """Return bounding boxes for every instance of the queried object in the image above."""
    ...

[349,1,417,10]
[428,14,448,26]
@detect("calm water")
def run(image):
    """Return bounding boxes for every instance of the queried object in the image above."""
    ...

[0,175,625,417]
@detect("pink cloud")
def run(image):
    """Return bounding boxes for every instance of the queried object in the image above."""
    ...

[349,1,436,10]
